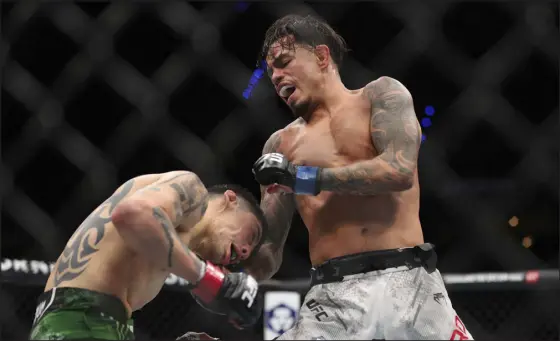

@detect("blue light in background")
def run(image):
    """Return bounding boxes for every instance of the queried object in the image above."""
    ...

[424,105,435,116]
[243,60,267,99]
[234,2,249,12]
[421,105,435,143]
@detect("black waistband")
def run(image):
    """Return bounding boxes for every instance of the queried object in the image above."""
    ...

[35,287,129,325]
[310,243,438,286]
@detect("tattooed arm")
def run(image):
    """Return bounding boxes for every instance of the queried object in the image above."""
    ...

[319,77,422,195]
[244,131,296,280]
[111,171,209,284]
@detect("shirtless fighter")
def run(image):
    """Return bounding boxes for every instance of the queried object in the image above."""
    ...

[251,14,474,340]
[29,171,266,340]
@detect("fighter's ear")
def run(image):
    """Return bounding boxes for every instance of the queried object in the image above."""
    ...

[223,190,237,204]
[314,45,330,70]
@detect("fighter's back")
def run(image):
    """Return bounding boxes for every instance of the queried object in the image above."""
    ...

[44,174,172,314]
[276,89,424,266]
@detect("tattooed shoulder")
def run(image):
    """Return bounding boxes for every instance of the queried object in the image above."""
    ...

[364,76,410,96]
[364,77,419,151]
[148,172,209,228]
[169,173,209,223]
[53,179,136,286]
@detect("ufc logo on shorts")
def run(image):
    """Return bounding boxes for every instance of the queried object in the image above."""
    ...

[450,316,470,340]
[241,276,258,308]
[305,299,328,321]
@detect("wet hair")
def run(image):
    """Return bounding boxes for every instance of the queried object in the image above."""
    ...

[206,184,268,265]
[259,14,349,70]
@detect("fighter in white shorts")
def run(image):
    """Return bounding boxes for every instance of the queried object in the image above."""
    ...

[248,14,474,340]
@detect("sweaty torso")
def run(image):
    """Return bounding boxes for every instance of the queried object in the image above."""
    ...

[277,90,423,266]
[44,175,189,316]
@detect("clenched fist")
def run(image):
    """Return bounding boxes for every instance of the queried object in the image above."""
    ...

[253,153,321,195]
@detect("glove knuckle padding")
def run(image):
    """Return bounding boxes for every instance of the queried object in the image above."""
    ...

[253,153,298,188]
[223,273,244,299]
[191,293,228,316]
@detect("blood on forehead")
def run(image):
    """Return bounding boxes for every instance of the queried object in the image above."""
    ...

[265,36,297,69]
[268,35,296,55]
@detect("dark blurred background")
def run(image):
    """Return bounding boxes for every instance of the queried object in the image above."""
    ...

[1,1,558,340]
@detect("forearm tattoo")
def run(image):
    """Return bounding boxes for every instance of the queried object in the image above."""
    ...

[152,207,176,268]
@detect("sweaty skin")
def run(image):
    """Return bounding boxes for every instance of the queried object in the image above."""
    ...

[257,76,424,267]
[44,172,260,316]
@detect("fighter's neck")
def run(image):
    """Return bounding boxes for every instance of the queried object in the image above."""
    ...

[309,79,352,115]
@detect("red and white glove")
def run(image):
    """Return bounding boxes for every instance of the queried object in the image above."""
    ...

[190,261,263,329]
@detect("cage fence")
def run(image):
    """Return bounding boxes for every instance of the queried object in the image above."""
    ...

[1,0,559,340]
[1,259,559,340]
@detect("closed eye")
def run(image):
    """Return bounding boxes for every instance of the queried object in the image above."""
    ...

[279,59,292,68]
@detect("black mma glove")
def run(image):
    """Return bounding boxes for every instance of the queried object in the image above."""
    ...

[190,261,263,329]
[252,152,321,195]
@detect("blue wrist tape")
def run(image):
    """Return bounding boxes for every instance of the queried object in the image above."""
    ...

[294,166,319,195]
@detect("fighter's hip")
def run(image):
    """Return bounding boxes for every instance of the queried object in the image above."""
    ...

[278,266,472,340]
[276,245,473,340]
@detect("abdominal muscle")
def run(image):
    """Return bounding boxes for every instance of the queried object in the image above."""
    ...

[297,187,424,266]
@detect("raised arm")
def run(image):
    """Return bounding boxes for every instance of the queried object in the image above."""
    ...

[111,171,209,284]
[244,132,296,280]
[318,76,422,195]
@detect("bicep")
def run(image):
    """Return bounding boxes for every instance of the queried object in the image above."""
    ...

[368,77,421,171]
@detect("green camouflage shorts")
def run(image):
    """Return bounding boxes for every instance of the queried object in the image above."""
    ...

[29,287,134,340]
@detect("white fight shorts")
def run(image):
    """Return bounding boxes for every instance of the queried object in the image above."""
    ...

[276,265,473,340]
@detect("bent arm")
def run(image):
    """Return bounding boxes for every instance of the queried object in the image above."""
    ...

[244,132,296,280]
[111,171,209,284]
[319,77,422,195]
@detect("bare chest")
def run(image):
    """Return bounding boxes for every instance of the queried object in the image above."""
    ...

[280,112,376,168]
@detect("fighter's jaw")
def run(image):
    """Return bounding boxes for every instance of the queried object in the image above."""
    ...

[188,241,216,264]
[283,88,304,112]
[192,243,231,266]
[291,95,315,119]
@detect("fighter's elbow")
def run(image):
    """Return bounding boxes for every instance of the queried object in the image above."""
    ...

[255,262,281,281]
[394,174,414,191]
[247,249,283,281]
[267,251,284,278]
[382,169,414,192]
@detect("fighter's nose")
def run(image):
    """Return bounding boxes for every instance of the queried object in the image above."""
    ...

[239,246,250,260]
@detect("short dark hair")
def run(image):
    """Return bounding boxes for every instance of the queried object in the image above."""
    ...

[259,14,349,69]
[206,184,268,259]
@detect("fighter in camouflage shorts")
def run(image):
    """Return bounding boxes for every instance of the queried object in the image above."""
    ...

[30,172,269,340]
